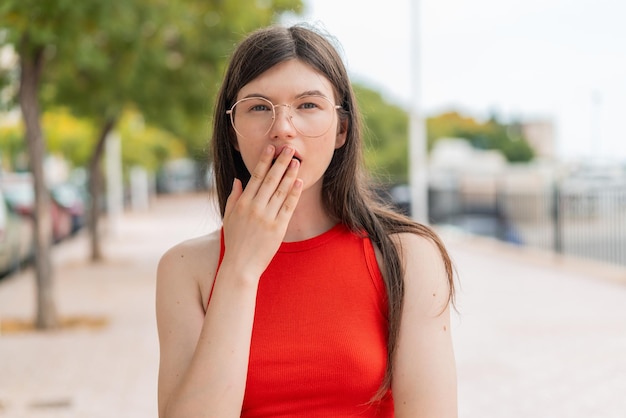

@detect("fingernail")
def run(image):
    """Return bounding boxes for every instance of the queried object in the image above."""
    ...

[283,147,294,155]
[266,145,274,154]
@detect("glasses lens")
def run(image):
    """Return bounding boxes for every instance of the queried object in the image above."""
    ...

[229,95,337,139]
[230,97,275,139]
[289,95,336,137]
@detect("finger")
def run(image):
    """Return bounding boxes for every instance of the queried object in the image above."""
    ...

[224,178,243,219]
[267,158,300,212]
[244,145,275,197]
[254,146,296,203]
[276,178,303,223]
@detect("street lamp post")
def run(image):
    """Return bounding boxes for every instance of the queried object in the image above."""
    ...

[409,0,429,224]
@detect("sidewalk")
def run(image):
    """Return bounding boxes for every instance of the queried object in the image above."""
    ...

[446,232,626,418]
[1,192,625,417]
[0,193,220,418]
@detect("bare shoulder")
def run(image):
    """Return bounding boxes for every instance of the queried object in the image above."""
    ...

[392,231,448,265]
[392,231,452,315]
[391,231,458,417]
[392,230,443,254]
[157,229,222,308]
[156,229,223,413]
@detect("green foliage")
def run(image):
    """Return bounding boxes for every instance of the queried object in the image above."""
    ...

[1,0,97,45]
[352,90,537,184]
[0,107,186,173]
[116,108,187,172]
[426,111,535,162]
[0,0,303,168]
[0,121,27,171]
[426,111,482,150]
[501,133,535,162]
[42,108,95,167]
[354,84,409,184]
[125,0,304,158]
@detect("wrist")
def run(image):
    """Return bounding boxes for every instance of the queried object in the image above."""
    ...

[216,259,263,290]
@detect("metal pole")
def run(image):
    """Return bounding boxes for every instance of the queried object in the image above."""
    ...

[106,132,124,236]
[552,180,562,254]
[409,0,429,223]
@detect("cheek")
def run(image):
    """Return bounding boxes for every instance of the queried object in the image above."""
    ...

[235,140,262,173]
[308,138,338,173]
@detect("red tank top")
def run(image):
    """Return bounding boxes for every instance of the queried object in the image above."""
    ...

[215,223,394,417]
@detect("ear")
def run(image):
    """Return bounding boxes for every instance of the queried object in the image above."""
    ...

[334,118,348,149]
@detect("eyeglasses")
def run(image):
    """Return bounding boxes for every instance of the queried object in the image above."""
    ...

[226,95,342,139]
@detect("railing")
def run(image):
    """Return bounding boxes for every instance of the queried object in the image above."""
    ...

[429,180,626,267]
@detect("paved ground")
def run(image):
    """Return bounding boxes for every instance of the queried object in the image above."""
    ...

[0,193,221,418]
[447,233,626,417]
[0,192,625,417]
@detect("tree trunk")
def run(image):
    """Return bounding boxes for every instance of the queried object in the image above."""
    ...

[88,118,116,262]
[18,37,57,329]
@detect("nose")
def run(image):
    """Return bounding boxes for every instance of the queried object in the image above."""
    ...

[269,104,297,139]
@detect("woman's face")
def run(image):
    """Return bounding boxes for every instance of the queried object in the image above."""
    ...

[231,59,347,196]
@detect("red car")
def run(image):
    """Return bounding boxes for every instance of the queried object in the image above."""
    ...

[1,173,73,243]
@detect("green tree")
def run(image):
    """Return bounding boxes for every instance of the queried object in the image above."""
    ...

[49,0,303,261]
[426,111,483,150]
[43,108,95,166]
[426,111,535,162]
[0,0,74,328]
[0,0,302,329]
[0,107,184,172]
[0,122,27,171]
[116,108,187,172]
[354,84,409,184]
[351,94,537,187]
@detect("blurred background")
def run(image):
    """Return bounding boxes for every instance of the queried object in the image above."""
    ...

[0,0,625,417]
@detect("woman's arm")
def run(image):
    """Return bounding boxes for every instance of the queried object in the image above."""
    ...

[392,232,458,418]
[156,239,261,418]
[156,145,302,418]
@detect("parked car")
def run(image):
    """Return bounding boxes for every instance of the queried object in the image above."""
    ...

[1,173,73,243]
[51,182,86,234]
[0,188,33,277]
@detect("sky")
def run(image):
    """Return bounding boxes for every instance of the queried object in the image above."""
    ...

[283,0,626,162]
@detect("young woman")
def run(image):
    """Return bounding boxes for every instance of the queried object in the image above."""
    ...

[156,24,457,417]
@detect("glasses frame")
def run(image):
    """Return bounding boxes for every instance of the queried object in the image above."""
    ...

[226,95,342,139]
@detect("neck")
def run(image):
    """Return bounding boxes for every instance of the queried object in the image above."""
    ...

[283,186,336,242]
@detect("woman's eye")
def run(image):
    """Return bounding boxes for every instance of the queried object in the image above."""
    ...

[250,104,270,111]
[297,100,324,111]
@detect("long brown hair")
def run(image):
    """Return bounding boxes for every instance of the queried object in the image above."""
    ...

[211,24,455,397]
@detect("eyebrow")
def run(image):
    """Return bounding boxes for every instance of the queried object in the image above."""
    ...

[297,90,327,98]
[240,90,329,101]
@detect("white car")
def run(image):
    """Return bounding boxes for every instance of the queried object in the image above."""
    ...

[0,189,33,277]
